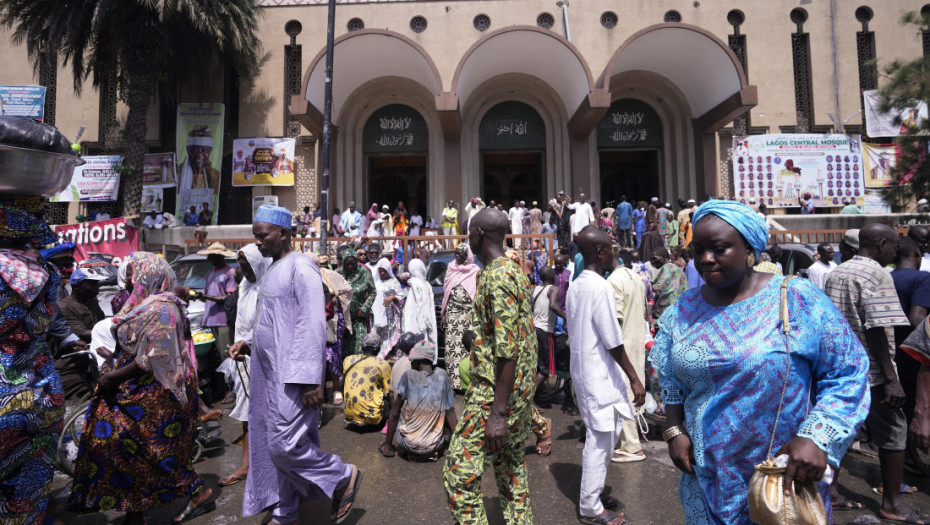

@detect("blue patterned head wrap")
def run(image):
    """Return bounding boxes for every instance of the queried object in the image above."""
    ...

[254,205,291,228]
[691,200,769,257]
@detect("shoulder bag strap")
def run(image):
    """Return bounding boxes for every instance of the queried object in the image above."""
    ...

[343,355,372,379]
[764,275,799,458]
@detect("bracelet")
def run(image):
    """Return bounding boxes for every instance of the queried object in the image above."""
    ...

[663,425,687,443]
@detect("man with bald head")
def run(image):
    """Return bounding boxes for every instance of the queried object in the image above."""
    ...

[229,205,361,524]
[567,226,646,525]
[907,225,930,271]
[825,223,916,523]
[443,208,538,525]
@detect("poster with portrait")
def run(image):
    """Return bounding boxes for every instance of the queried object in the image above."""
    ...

[175,103,224,225]
[863,89,928,138]
[50,155,122,202]
[141,187,164,213]
[862,143,896,188]
[732,134,864,209]
[232,138,296,187]
[142,152,177,188]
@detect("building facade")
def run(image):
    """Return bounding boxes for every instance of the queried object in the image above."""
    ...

[2,0,926,222]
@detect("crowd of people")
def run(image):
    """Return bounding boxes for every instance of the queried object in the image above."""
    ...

[9,180,930,525]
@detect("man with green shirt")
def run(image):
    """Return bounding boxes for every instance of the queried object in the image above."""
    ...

[443,208,537,525]
[841,198,865,214]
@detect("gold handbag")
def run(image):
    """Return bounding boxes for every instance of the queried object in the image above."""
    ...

[747,276,827,525]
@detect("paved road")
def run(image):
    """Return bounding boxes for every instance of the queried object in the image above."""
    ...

[49,394,930,525]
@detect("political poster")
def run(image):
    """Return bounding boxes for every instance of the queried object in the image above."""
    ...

[176,103,224,225]
[252,195,280,220]
[732,134,864,209]
[232,138,296,187]
[142,152,177,188]
[50,155,122,202]
[863,90,929,138]
[55,217,139,266]
[862,143,896,188]
[0,86,46,121]
[141,187,164,213]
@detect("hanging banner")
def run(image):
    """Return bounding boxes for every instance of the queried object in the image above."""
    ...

[252,195,280,220]
[863,189,892,213]
[142,152,177,188]
[50,155,122,202]
[141,187,164,213]
[54,217,139,267]
[176,103,224,225]
[0,85,47,121]
[863,90,928,138]
[232,138,296,186]
[732,134,864,209]
[862,143,896,188]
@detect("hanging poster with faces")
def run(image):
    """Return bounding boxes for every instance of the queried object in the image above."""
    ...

[732,134,864,208]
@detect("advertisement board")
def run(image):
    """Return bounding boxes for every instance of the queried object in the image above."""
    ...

[0,85,46,120]
[142,152,177,188]
[863,89,928,138]
[732,134,864,208]
[176,103,224,225]
[55,217,139,266]
[252,195,280,220]
[232,138,295,187]
[51,155,122,202]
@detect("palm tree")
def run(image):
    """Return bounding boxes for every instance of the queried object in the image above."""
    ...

[1,0,262,219]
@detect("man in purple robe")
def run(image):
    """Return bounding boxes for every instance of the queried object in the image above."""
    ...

[229,205,362,524]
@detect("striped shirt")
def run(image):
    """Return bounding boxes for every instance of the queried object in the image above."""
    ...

[824,255,908,386]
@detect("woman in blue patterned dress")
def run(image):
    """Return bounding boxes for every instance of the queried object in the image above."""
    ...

[650,200,870,524]
[0,195,66,525]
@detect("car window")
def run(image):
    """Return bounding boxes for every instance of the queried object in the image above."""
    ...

[427,260,448,287]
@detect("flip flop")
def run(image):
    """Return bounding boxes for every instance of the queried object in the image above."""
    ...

[600,494,620,511]
[831,494,864,510]
[378,444,395,458]
[173,500,216,523]
[578,510,625,525]
[879,508,930,524]
[873,484,919,496]
[611,451,646,463]
[332,469,364,524]
[219,474,247,487]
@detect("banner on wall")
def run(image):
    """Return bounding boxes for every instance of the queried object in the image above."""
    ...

[732,134,864,208]
[176,103,224,225]
[863,90,929,138]
[0,85,46,121]
[142,153,177,188]
[862,143,896,188]
[55,217,139,266]
[141,187,164,213]
[232,138,296,187]
[252,195,280,220]
[50,155,122,202]
[863,189,892,213]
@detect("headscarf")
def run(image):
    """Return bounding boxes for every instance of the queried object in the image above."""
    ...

[402,259,438,358]
[338,245,358,271]
[901,316,930,367]
[366,203,380,230]
[442,242,480,315]
[321,268,354,332]
[691,199,769,258]
[372,257,400,328]
[235,244,271,343]
[0,195,57,247]
[111,252,195,404]
[572,252,584,281]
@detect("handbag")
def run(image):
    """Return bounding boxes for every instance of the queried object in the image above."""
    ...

[747,276,827,525]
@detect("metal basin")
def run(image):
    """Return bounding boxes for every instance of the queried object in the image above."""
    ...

[0,144,85,197]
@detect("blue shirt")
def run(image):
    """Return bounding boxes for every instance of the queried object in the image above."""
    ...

[686,259,705,289]
[616,201,633,229]
[632,209,646,232]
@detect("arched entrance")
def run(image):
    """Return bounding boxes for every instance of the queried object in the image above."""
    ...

[363,104,429,216]
[479,101,546,207]
[597,99,664,204]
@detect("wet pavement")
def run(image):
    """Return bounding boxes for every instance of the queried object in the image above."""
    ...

[49,393,930,525]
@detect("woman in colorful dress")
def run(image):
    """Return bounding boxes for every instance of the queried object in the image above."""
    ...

[337,246,376,357]
[318,255,354,405]
[372,258,404,357]
[441,243,480,390]
[67,252,213,525]
[0,195,66,525]
[650,200,870,524]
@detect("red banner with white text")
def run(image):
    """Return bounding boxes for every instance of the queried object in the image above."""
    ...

[54,217,139,266]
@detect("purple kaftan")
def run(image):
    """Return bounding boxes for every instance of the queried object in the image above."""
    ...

[243,251,350,518]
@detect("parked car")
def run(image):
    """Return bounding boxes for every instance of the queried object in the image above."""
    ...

[425,250,484,365]
[776,243,841,278]
[170,253,239,331]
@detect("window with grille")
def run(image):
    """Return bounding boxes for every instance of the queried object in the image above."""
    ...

[923,5,930,56]
[473,14,490,32]
[285,21,303,138]
[790,8,813,132]
[601,11,618,29]
[855,7,877,92]
[728,10,749,135]
[410,15,427,33]
[347,18,364,32]
[537,12,554,30]
[664,10,682,23]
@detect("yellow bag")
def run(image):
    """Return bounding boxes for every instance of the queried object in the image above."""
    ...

[746,276,826,525]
